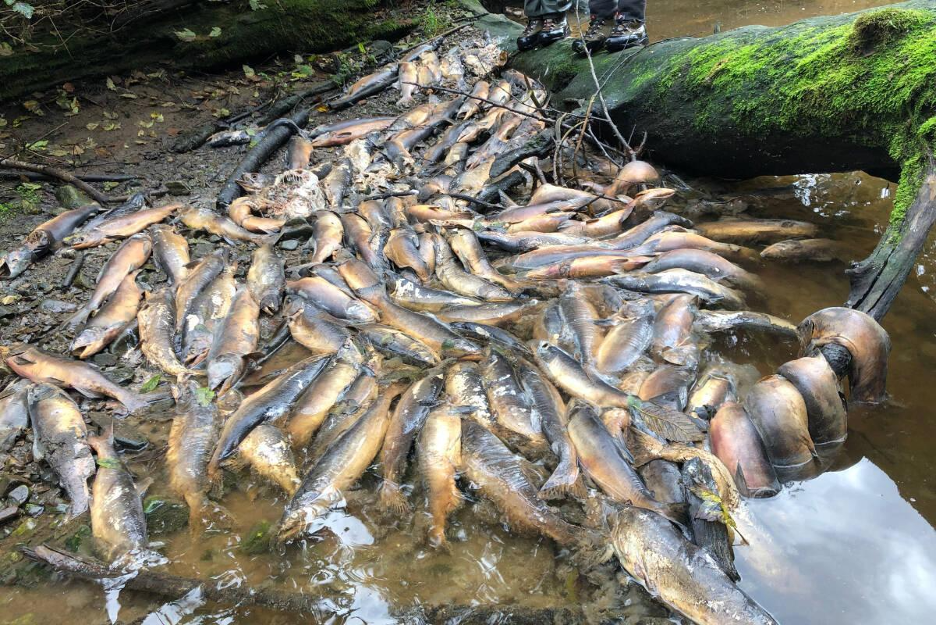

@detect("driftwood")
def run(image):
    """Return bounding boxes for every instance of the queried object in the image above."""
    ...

[0,172,138,183]
[0,158,114,204]
[216,108,310,210]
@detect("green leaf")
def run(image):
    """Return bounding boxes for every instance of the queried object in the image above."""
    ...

[174,28,197,42]
[0,42,13,57]
[249,0,267,9]
[242,64,256,79]
[96,457,120,469]
[106,77,117,91]
[140,374,161,393]
[195,386,215,407]
[103,181,119,191]
[11,1,33,18]
[358,42,366,54]
[26,140,47,151]
[209,26,222,38]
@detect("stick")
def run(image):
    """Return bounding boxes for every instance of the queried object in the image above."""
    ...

[61,252,85,290]
[0,172,138,183]
[0,158,114,204]
[216,108,310,210]
[446,192,504,212]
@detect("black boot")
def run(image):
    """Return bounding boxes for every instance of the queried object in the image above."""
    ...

[537,14,569,47]
[517,17,543,52]
[605,16,648,52]
[572,15,612,55]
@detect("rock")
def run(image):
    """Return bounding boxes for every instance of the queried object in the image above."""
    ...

[279,239,299,251]
[23,503,43,517]
[55,185,93,211]
[38,299,77,314]
[109,367,134,383]
[92,353,118,367]
[7,484,28,506]
[240,520,273,555]
[87,412,151,451]
[143,496,189,535]
[165,181,192,195]
[0,306,14,318]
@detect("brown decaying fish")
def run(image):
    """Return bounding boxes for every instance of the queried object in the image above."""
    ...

[27,382,95,518]
[179,206,271,246]
[247,243,285,315]
[206,287,260,392]
[139,287,199,379]
[418,404,463,548]
[744,375,817,468]
[174,248,228,331]
[88,429,148,563]
[777,356,847,445]
[0,203,100,278]
[151,225,191,285]
[238,423,301,495]
[71,270,142,359]
[709,402,780,498]
[9,345,148,413]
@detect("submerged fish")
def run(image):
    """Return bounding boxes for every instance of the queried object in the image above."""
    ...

[88,429,148,563]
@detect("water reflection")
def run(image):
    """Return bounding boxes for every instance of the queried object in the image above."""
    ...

[738,459,936,624]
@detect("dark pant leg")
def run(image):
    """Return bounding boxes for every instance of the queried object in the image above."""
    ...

[588,0,618,18]
[525,0,573,17]
[616,0,646,21]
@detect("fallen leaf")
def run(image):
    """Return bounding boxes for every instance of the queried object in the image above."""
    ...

[106,77,117,91]
[103,110,118,120]
[0,43,13,57]
[209,26,222,38]
[23,100,42,115]
[175,28,197,42]
[120,93,138,99]
[86,122,99,131]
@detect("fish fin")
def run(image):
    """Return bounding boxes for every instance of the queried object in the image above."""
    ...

[734,462,751,498]
[538,458,586,500]
[135,476,154,497]
[377,480,411,515]
[70,383,104,399]
[62,305,90,330]
[657,501,690,529]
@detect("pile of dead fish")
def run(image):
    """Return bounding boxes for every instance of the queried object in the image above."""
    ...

[0,32,892,626]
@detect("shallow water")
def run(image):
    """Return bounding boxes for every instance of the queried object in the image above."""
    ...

[5,1,936,624]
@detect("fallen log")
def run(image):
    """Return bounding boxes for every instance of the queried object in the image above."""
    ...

[474,1,936,320]
[0,1,416,100]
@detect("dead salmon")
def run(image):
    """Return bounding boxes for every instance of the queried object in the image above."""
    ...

[650,294,698,368]
[340,212,386,272]
[798,307,890,404]
[277,382,407,542]
[436,301,533,326]
[761,238,842,263]
[447,227,527,293]
[330,65,399,110]
[457,80,489,119]
[27,382,94,518]
[608,269,746,309]
[687,369,736,420]
[632,230,759,264]
[777,356,847,445]
[174,248,228,331]
[460,419,590,548]
[182,263,236,366]
[9,345,147,413]
[643,248,764,293]
[418,404,463,548]
[286,297,352,355]
[306,367,380,462]
[310,211,344,264]
[206,287,260,392]
[167,381,222,531]
[378,370,445,513]
[67,203,178,249]
[0,380,29,454]
[0,203,100,278]
[638,364,694,410]
[696,218,818,244]
[357,324,439,366]
[310,117,396,147]
[286,136,314,170]
[434,236,512,301]
[151,225,190,285]
[247,243,285,314]
[609,506,777,625]
[322,157,353,207]
[445,361,497,432]
[559,281,603,370]
[695,310,798,339]
[286,276,377,323]
[745,375,817,468]
[88,428,147,563]
[476,230,589,254]
[520,367,582,499]
[480,348,549,457]
[179,206,271,246]
[396,61,419,108]
[385,227,431,281]
[286,342,364,448]
[595,300,655,377]
[139,288,199,379]
[71,270,142,359]
[209,355,329,478]
[567,400,685,525]
[238,423,301,495]
[66,232,151,328]
[710,402,780,498]
[387,272,482,312]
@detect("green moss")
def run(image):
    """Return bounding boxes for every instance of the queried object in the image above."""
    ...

[637,4,936,227]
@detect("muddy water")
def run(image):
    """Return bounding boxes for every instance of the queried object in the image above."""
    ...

[5,3,936,626]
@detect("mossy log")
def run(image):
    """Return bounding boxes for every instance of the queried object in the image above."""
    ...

[475,1,936,319]
[0,0,415,101]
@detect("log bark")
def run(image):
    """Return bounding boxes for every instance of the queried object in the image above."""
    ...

[473,1,936,319]
[0,1,415,100]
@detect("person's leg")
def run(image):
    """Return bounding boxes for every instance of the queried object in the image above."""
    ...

[517,0,548,51]
[537,0,573,47]
[572,0,617,54]
[606,0,647,51]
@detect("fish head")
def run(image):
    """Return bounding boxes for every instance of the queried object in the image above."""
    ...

[70,327,105,359]
[63,229,104,249]
[0,246,34,279]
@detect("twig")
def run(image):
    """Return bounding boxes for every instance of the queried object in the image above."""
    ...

[0,171,138,183]
[0,158,113,204]
[446,192,505,211]
[61,252,85,290]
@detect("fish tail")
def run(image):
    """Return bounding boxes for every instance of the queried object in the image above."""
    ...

[378,480,411,515]
[656,501,690,528]
[572,528,614,569]
[63,305,90,330]
[427,526,451,552]
[396,95,415,109]
[538,456,584,500]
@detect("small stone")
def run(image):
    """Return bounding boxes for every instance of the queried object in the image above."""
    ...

[92,353,118,367]
[279,239,299,251]
[143,496,189,535]
[23,503,43,517]
[7,485,28,506]
[165,181,192,195]
[109,367,134,383]
[0,306,14,318]
[55,185,92,210]
[39,299,77,314]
